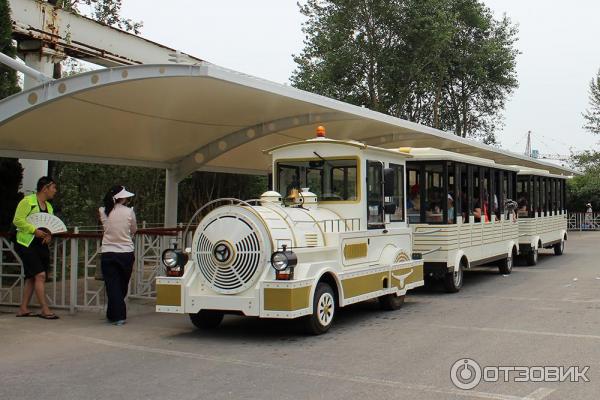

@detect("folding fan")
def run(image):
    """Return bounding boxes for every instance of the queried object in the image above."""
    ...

[26,213,68,234]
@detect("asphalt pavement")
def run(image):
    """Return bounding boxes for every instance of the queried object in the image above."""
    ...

[1,232,599,400]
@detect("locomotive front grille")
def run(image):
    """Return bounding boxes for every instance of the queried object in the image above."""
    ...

[193,213,265,294]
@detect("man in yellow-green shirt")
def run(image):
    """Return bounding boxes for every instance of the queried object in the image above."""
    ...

[12,176,59,319]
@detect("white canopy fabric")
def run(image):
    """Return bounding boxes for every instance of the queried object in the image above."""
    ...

[0,62,576,181]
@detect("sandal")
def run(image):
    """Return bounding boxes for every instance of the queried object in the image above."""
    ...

[16,312,37,317]
[38,313,60,320]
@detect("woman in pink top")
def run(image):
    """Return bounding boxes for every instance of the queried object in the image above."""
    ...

[99,185,137,325]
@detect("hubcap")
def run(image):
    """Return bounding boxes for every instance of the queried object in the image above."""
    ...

[317,292,335,326]
[507,257,512,271]
[454,266,463,287]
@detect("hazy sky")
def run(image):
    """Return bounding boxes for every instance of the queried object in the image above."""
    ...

[121,0,600,158]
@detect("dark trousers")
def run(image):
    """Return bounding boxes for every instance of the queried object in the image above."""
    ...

[101,252,134,322]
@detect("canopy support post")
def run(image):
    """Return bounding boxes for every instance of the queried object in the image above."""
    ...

[164,168,179,228]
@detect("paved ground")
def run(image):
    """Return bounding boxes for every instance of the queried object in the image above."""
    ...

[1,232,599,400]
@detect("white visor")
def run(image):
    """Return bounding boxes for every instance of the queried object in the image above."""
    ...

[113,188,135,200]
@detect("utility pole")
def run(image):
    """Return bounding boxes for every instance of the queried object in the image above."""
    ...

[525,130,532,158]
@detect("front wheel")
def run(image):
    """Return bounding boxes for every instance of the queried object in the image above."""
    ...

[554,240,565,256]
[189,310,224,329]
[499,255,513,275]
[303,282,335,335]
[443,264,463,293]
[379,293,405,310]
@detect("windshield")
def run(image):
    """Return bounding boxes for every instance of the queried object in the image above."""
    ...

[276,158,358,202]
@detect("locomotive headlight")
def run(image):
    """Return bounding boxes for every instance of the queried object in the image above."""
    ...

[270,248,298,271]
[162,248,189,277]
[162,250,179,268]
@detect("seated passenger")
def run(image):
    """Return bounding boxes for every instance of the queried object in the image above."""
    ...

[426,202,442,222]
[517,197,529,217]
[473,197,490,223]
[447,194,455,223]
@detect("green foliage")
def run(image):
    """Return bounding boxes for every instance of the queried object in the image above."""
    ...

[54,0,142,34]
[49,161,268,227]
[567,151,600,211]
[291,0,519,142]
[178,172,268,223]
[0,0,20,98]
[0,1,23,231]
[50,162,165,228]
[583,69,600,135]
[0,158,24,231]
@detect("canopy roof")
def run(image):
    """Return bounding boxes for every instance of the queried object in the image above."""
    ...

[0,62,576,180]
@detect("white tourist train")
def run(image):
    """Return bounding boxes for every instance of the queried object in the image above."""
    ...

[402,148,521,292]
[515,167,569,265]
[156,127,424,334]
[155,128,571,333]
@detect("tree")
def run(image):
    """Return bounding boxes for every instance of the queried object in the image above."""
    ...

[0,0,24,231]
[291,0,519,142]
[0,0,20,98]
[583,69,600,135]
[55,0,142,33]
[178,172,268,223]
[567,151,600,212]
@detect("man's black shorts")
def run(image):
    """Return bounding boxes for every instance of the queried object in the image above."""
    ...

[15,239,50,279]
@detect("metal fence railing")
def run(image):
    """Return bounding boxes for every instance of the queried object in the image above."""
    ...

[0,224,183,313]
[568,213,600,231]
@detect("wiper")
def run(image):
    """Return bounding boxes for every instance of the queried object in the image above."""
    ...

[313,151,334,168]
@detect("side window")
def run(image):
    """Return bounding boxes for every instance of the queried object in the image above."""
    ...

[366,160,384,229]
[390,163,405,222]
[424,164,444,224]
[406,166,421,223]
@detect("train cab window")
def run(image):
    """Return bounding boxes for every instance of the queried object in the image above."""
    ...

[407,167,421,224]
[389,164,405,222]
[276,158,358,202]
[424,164,444,224]
[367,160,385,229]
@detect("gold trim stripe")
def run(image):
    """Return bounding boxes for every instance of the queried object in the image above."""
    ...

[156,284,181,307]
[342,272,387,298]
[264,287,311,311]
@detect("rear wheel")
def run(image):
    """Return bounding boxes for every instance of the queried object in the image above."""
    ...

[189,310,224,329]
[379,293,406,310]
[526,248,538,266]
[554,239,565,256]
[303,282,335,335]
[499,254,513,275]
[443,263,463,293]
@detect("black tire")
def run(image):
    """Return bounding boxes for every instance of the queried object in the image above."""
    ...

[303,282,335,335]
[379,294,406,311]
[189,310,224,329]
[554,240,565,256]
[526,248,538,266]
[499,251,514,275]
[443,263,463,293]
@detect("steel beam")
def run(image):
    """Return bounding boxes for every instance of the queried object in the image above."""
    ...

[9,0,203,67]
